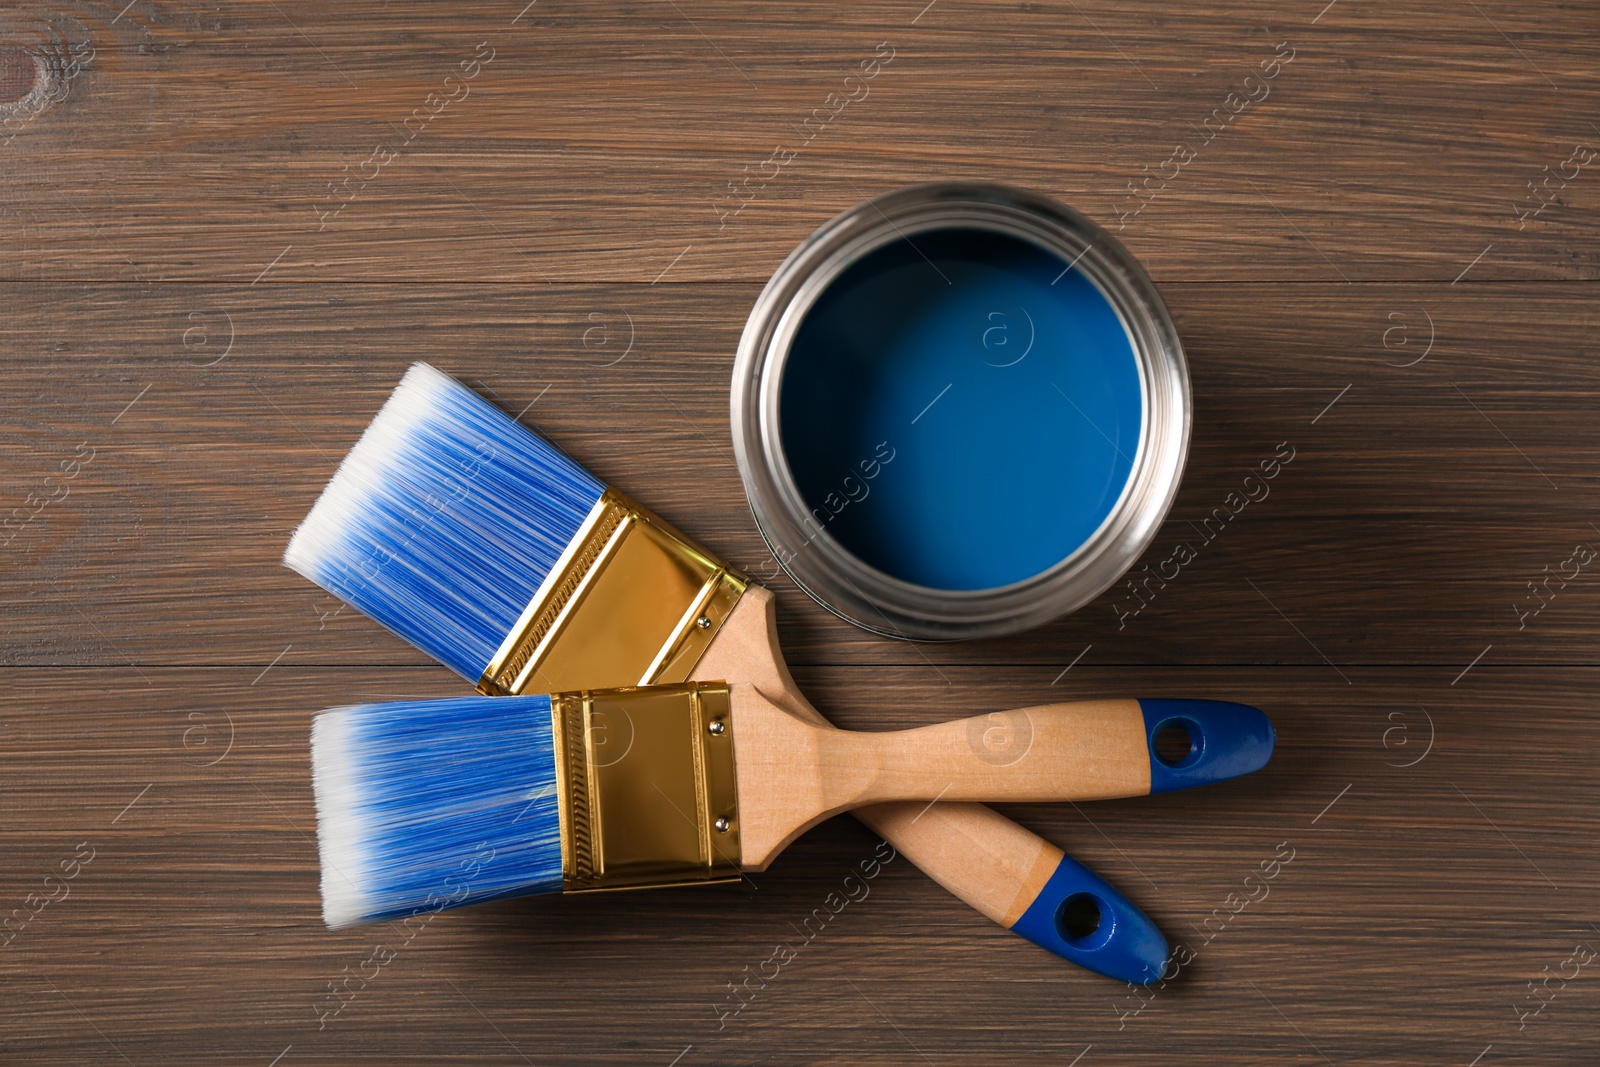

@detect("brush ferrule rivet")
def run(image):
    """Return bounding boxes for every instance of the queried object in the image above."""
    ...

[696,614,711,630]
[707,718,725,736]
[714,816,731,833]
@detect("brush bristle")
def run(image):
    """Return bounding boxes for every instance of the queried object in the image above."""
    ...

[310,694,564,928]
[285,363,606,680]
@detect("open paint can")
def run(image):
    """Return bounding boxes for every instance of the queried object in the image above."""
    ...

[731,183,1189,641]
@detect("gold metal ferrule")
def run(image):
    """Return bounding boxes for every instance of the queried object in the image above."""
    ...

[549,682,742,893]
[478,488,748,697]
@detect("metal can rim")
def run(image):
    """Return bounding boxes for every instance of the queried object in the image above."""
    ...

[730,182,1191,642]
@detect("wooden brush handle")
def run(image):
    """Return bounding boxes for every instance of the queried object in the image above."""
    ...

[847,698,1153,800]
[732,685,1273,869]
[850,802,1169,984]
[694,586,1172,982]
[815,697,1273,804]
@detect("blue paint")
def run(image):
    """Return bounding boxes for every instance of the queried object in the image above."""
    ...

[779,227,1143,590]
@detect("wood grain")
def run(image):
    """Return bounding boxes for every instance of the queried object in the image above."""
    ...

[0,2,1598,283]
[2,0,1598,1064]
[731,687,1152,866]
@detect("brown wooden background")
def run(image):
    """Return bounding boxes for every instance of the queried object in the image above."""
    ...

[3,1,1598,1064]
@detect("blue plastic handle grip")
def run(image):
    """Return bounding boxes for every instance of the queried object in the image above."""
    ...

[1009,852,1169,985]
[1138,699,1275,794]
[1007,699,1272,983]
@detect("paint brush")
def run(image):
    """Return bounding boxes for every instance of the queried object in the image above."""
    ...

[312,681,1272,928]
[286,362,1271,981]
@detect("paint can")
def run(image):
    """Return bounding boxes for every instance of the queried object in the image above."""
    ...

[731,183,1189,640]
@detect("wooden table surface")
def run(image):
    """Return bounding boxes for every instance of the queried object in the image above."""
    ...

[4,2,1598,1064]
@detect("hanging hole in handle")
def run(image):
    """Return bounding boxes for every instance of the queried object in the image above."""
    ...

[1152,716,1203,768]
[1055,892,1113,950]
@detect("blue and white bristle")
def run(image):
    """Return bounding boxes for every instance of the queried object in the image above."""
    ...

[311,694,565,928]
[284,362,606,680]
